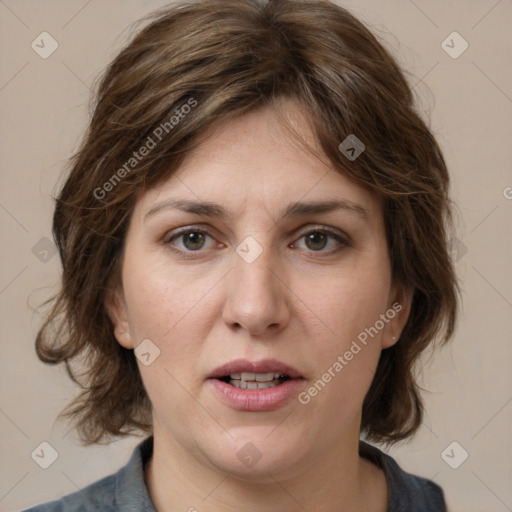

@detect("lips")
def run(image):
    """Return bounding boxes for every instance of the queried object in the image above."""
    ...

[207,358,305,412]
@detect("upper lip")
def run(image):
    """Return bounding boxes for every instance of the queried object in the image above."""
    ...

[208,358,303,379]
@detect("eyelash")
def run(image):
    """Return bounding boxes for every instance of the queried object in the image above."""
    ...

[163,225,351,259]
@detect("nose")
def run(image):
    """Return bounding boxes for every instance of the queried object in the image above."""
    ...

[222,244,291,336]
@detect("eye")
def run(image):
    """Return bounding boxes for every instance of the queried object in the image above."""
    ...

[292,228,349,253]
[163,225,349,257]
[164,228,218,252]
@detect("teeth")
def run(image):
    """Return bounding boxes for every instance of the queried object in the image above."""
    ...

[230,379,281,390]
[229,372,286,383]
[256,372,276,382]
[225,371,290,389]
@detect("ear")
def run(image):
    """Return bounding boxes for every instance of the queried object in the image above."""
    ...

[381,283,414,349]
[104,287,135,349]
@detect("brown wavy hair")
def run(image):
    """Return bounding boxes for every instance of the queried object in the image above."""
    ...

[36,0,459,445]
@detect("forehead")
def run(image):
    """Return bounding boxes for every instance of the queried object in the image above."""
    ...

[134,103,380,221]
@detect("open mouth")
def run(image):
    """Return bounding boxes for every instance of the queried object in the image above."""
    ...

[208,359,303,411]
[218,372,291,390]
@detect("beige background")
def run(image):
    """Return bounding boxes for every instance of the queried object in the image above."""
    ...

[1,1,511,511]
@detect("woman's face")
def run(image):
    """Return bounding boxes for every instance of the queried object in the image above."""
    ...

[108,101,410,481]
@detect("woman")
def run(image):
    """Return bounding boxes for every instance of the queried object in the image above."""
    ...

[25,0,458,510]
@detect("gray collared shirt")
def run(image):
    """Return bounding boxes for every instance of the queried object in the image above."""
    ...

[22,436,446,511]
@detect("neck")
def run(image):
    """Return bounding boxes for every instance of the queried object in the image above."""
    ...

[145,426,387,512]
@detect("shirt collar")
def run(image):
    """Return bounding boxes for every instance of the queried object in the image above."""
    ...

[114,436,157,511]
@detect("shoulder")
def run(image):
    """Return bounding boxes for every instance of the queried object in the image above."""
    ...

[21,436,155,512]
[20,472,117,512]
[359,441,447,512]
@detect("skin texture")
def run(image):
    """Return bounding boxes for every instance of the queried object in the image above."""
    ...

[107,101,412,512]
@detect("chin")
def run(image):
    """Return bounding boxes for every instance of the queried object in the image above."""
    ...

[202,427,311,483]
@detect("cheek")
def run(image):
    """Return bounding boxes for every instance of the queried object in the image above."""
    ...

[307,260,391,347]
[121,254,209,418]
[121,247,208,342]
[298,262,391,410]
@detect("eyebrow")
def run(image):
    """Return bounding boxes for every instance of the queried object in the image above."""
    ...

[144,198,369,222]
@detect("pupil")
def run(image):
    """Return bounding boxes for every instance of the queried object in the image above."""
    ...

[306,232,327,251]
[184,232,205,250]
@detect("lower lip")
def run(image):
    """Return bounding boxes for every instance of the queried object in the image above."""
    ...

[209,378,304,411]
